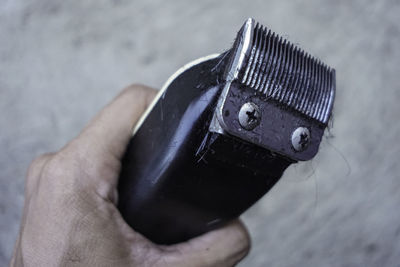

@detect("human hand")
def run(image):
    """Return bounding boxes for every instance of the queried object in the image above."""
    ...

[11,85,250,267]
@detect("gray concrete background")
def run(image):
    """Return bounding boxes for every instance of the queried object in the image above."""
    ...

[1,0,400,266]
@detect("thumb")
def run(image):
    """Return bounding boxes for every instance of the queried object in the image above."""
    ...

[165,220,251,267]
[76,84,158,160]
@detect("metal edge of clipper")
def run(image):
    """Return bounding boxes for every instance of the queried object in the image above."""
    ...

[209,19,253,135]
[210,18,336,161]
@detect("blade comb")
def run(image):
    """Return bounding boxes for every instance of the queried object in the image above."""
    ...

[214,18,336,161]
[238,22,334,124]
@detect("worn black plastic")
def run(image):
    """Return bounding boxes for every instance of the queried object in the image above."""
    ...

[118,54,293,244]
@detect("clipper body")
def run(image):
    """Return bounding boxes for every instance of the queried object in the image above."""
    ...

[118,19,335,244]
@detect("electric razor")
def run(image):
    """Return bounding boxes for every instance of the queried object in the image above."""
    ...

[118,18,336,244]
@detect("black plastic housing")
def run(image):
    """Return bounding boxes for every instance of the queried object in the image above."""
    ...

[118,54,293,244]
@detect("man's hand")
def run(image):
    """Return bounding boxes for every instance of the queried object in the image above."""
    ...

[11,85,250,267]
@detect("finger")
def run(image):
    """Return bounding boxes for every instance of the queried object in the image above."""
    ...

[165,220,251,267]
[76,84,157,159]
[48,85,156,202]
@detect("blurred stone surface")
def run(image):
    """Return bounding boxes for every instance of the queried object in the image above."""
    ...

[1,0,400,266]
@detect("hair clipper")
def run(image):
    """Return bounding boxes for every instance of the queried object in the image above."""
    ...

[118,18,336,244]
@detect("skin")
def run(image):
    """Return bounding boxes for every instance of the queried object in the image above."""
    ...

[11,84,250,267]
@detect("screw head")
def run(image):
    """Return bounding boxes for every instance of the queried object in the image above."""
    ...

[238,102,261,130]
[291,127,311,152]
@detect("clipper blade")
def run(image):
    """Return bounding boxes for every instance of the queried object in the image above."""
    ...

[215,18,336,161]
[238,21,335,125]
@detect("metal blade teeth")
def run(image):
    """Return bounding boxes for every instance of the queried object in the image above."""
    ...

[237,22,335,125]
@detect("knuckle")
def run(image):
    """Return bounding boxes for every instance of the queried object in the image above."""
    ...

[26,152,55,195]
[38,152,82,197]
[235,224,251,259]
[222,220,251,264]
[41,152,71,179]
[241,233,251,255]
[40,147,96,194]
[27,153,55,179]
[240,224,251,247]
